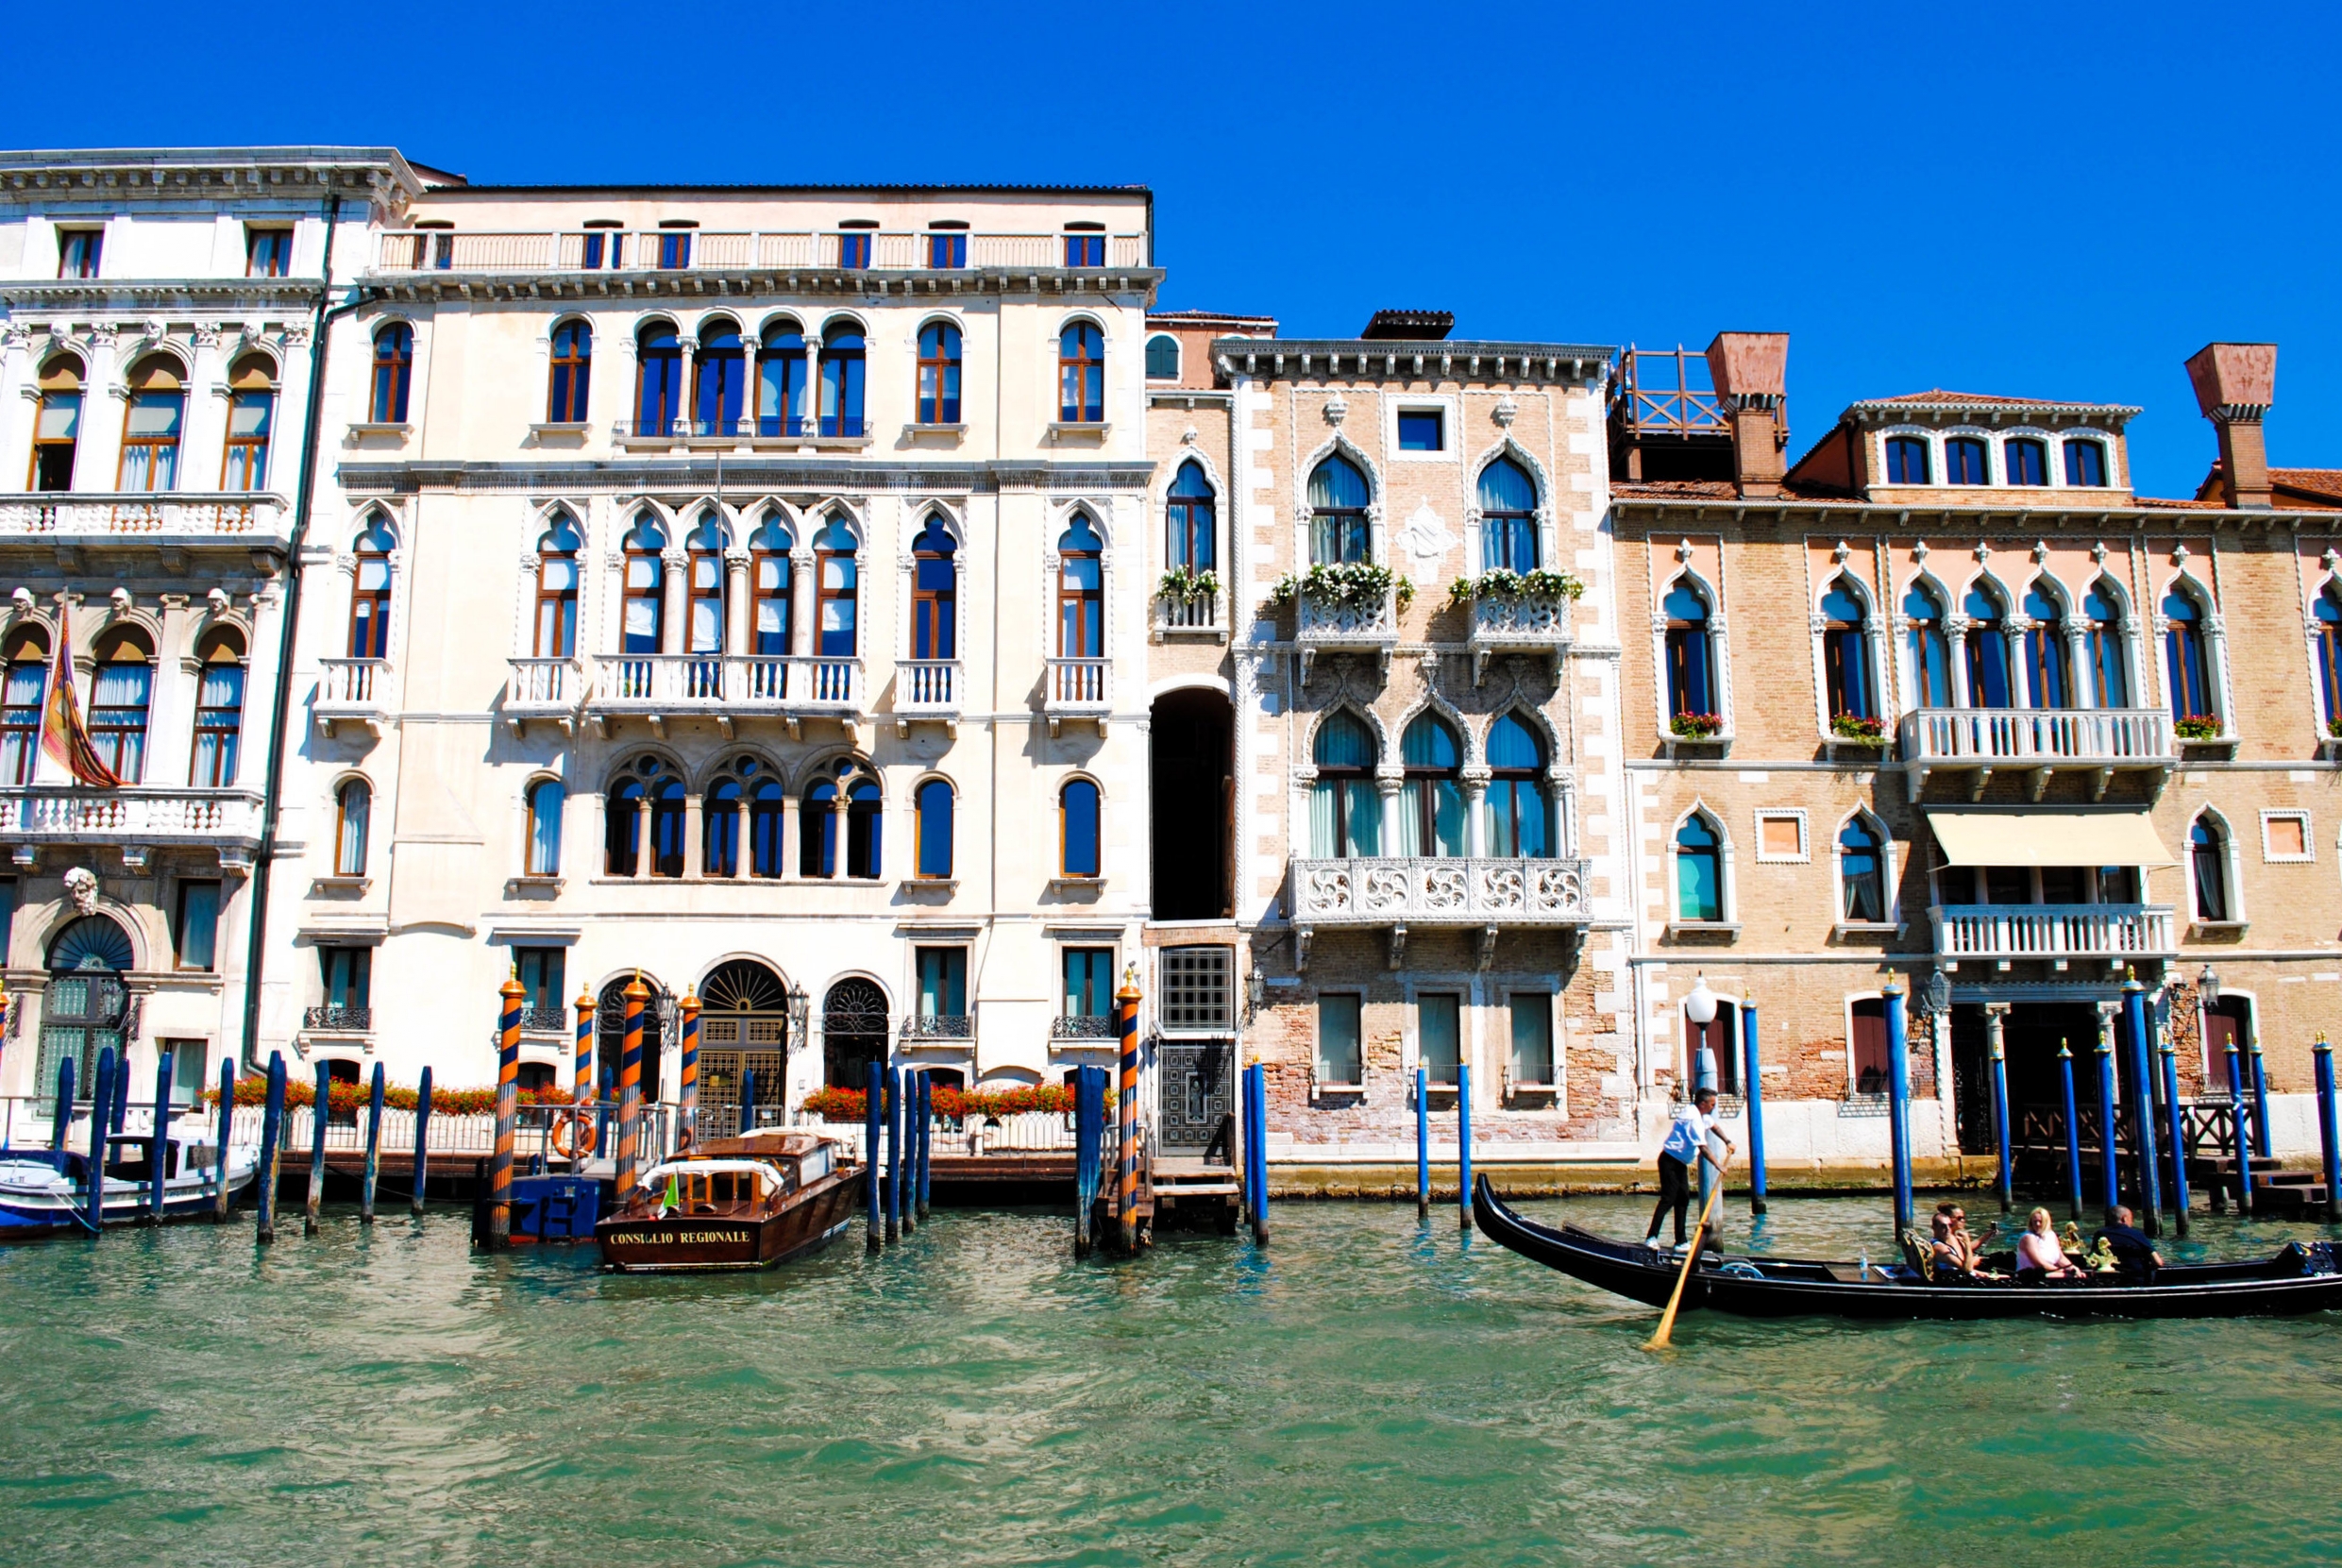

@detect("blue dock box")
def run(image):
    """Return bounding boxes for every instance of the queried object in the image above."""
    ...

[507,1175,600,1241]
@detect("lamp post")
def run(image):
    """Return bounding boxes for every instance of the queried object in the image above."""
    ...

[1684,975,1721,1233]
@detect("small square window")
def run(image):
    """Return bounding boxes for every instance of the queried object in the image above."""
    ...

[2261,811,2313,864]
[1397,410,1444,452]
[1160,946,1232,1032]
[1754,809,1808,864]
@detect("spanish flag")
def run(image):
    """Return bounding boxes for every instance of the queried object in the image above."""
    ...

[41,604,121,788]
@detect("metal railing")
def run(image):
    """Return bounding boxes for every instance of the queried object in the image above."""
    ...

[373,229,1149,276]
[302,1005,373,1032]
[1929,902,2177,960]
[1899,707,2174,767]
[1052,1014,1119,1039]
[1289,855,1594,925]
[0,493,288,543]
[0,786,263,845]
[786,1109,1082,1158]
[901,1014,974,1041]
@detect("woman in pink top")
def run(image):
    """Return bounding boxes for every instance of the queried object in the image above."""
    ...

[2014,1206,2086,1282]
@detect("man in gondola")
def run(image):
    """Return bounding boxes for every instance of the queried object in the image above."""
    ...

[2092,1206,2165,1282]
[1644,1087,1732,1254]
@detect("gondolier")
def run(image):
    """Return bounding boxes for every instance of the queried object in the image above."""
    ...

[1645,1087,1733,1252]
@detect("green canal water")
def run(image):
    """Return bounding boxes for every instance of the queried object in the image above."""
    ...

[5,1197,2340,1567]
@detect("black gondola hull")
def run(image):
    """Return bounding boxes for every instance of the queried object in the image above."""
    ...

[1473,1177,2342,1321]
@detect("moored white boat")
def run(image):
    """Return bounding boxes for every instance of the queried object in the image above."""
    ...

[0,1111,260,1236]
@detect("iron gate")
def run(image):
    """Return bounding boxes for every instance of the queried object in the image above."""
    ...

[698,1049,786,1138]
[1156,1039,1230,1150]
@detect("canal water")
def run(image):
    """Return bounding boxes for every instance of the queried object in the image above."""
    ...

[5,1197,2339,1567]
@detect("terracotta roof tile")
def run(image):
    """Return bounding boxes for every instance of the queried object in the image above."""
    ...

[1864,389,2065,406]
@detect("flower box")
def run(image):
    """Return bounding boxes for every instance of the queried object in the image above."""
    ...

[1670,713,1724,740]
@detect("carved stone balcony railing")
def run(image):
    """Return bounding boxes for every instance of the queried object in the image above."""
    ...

[896,659,961,733]
[504,656,587,735]
[584,653,863,736]
[314,657,392,739]
[1899,707,2174,802]
[303,1005,374,1033]
[1043,656,1110,734]
[1295,587,1399,680]
[372,229,1149,277]
[1930,902,2177,966]
[1466,592,1574,683]
[1288,854,1593,968]
[0,492,291,551]
[0,785,263,871]
[901,1014,974,1042]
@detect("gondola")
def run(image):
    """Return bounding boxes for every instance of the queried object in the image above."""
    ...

[1472,1177,2342,1321]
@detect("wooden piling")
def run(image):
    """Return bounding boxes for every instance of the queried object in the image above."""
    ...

[678,987,701,1152]
[885,1067,901,1243]
[1457,1061,1473,1232]
[1415,1066,1429,1220]
[2225,1040,2255,1214]
[2122,975,2162,1238]
[51,1054,73,1154]
[739,1066,755,1138]
[1247,1063,1269,1246]
[110,1048,129,1136]
[362,1061,386,1224]
[1073,1064,1101,1256]
[1987,1011,2013,1214]
[306,1060,329,1235]
[488,969,524,1250]
[255,1053,286,1245]
[916,1071,931,1222]
[212,1060,232,1221]
[1742,1001,1768,1216]
[148,1049,173,1224]
[2159,1032,2191,1236]
[899,1071,916,1239]
[2058,1042,2084,1222]
[2314,1034,2340,1222]
[2249,1039,2273,1162]
[412,1066,432,1215]
[864,1058,883,1251]
[1882,973,1914,1237]
[1116,969,1140,1254]
[617,971,647,1192]
[87,1047,114,1236]
[2096,1026,2122,1219]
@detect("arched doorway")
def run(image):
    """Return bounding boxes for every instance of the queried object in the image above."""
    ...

[698,959,788,1137]
[38,916,133,1107]
[1151,687,1233,919]
[822,979,888,1089]
[597,975,668,1105]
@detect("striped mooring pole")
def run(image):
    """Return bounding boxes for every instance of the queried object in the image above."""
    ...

[147,1049,174,1224]
[617,971,648,1192]
[255,1052,286,1245]
[1117,966,1142,1254]
[678,986,701,1153]
[362,1061,386,1224]
[306,1060,330,1234]
[572,986,596,1167]
[488,968,524,1250]
[412,1066,433,1215]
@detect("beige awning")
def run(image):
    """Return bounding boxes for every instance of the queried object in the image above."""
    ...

[1926,810,2176,868]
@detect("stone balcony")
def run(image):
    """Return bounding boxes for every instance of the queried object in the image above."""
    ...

[1466,591,1574,683]
[1899,707,2174,802]
[1287,854,1594,969]
[0,785,264,871]
[895,659,961,734]
[1043,656,1110,735]
[0,492,291,556]
[583,653,864,737]
[1295,587,1399,681]
[314,657,393,739]
[504,656,588,735]
[1930,902,2177,969]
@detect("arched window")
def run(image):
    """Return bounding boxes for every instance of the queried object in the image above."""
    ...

[370,324,413,424]
[334,779,370,876]
[1905,582,1953,707]
[686,515,727,656]
[1146,333,1180,379]
[2317,586,2342,728]
[2084,582,2129,707]
[1485,713,1552,857]
[1058,322,1104,424]
[802,777,838,878]
[0,628,46,785]
[814,515,858,656]
[911,515,957,661]
[1056,514,1103,658]
[623,514,667,654]
[29,352,84,492]
[2065,440,2109,487]
[1946,436,1989,485]
[38,916,133,1105]
[2022,583,2071,708]
[1963,584,2013,708]
[917,323,962,425]
[750,513,792,656]
[704,775,742,878]
[189,631,245,788]
[819,323,865,437]
[1308,454,1371,565]
[692,319,745,436]
[847,775,883,879]
[2191,815,2230,921]
[605,767,648,876]
[1885,434,1929,484]
[348,515,395,659]
[649,777,686,878]
[222,353,276,491]
[1308,711,1380,857]
[534,512,581,657]
[1478,458,1538,573]
[750,776,785,878]
[1167,461,1215,570]
[1060,778,1101,876]
[916,778,953,878]
[118,355,186,492]
[1838,816,1887,923]
[2005,437,2049,486]
[634,323,682,436]
[1675,814,1724,922]
[759,320,808,437]
[2164,585,2216,726]
[525,778,563,876]
[547,320,591,423]
[1398,714,1464,857]
[1819,576,1873,720]
[1662,577,1715,721]
[88,628,153,781]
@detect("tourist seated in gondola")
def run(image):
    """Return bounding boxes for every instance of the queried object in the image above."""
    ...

[2013,1207,2088,1283]
[1924,1203,2001,1281]
[2091,1206,2165,1282]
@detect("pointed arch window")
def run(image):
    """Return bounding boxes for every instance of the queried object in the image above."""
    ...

[1167,461,1215,570]
[916,778,954,878]
[2022,584,2071,708]
[88,629,153,782]
[759,320,809,437]
[2191,815,2231,921]
[1478,458,1538,572]
[534,513,581,657]
[649,777,686,879]
[1485,714,1552,858]
[815,516,858,656]
[29,353,84,492]
[1056,514,1103,658]
[370,324,413,424]
[222,353,276,491]
[917,323,962,425]
[525,778,563,877]
[802,778,838,878]
[750,776,785,878]
[633,323,682,436]
[686,515,728,655]
[1675,814,1724,922]
[847,775,883,879]
[189,632,246,788]
[0,629,46,786]
[2315,585,2342,729]
[604,762,660,877]
[334,779,371,876]
[1905,582,1953,708]
[2084,583,2129,707]
[1398,715,1464,857]
[1058,322,1104,424]
[692,321,746,436]
[705,775,742,878]
[1963,585,2013,708]
[347,515,395,659]
[118,356,186,492]
[1309,712,1380,858]
[1819,577,1873,720]
[2164,585,2216,726]
[623,514,667,654]
[1060,779,1101,877]
[547,320,591,423]
[819,324,866,437]
[750,514,793,655]
[1308,454,1371,565]
[1662,578,1716,720]
[1838,816,1887,923]
[912,515,957,661]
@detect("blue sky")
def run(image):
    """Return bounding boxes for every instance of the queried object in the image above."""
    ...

[17,1,2337,497]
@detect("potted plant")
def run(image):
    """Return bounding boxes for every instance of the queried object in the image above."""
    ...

[1157,565,1220,606]
[1447,566,1586,607]
[1267,562,1414,615]
[1830,714,1886,744]
[1670,712,1724,740]
[2174,716,2222,742]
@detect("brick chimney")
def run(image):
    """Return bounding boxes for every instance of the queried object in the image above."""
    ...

[1705,331,1789,497]
[2184,342,2276,509]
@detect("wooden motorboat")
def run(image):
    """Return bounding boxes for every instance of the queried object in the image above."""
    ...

[1473,1176,2342,1321]
[595,1129,863,1273]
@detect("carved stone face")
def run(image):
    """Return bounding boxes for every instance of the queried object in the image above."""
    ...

[62,867,98,917]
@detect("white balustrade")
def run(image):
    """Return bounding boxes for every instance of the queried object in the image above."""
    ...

[1045,657,1110,711]
[899,660,960,713]
[1929,902,2176,960]
[0,786,263,848]
[0,494,288,545]
[1288,856,1593,926]
[374,230,1151,276]
[1899,707,2174,767]
[1158,594,1221,632]
[505,657,586,725]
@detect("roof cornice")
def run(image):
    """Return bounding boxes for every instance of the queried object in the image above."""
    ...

[1607,494,2340,527]
[0,278,321,312]
[0,147,425,209]
[1845,398,2142,430]
[1212,336,1613,386]
[353,265,1163,305]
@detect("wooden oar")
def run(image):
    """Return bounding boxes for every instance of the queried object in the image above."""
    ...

[1643,1146,1728,1351]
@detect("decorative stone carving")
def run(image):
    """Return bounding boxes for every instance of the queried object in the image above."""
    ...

[1322,396,1347,427]
[63,866,98,917]
[1397,502,1455,575]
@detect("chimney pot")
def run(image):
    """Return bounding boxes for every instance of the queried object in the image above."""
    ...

[1706,332,1789,497]
[2185,342,2276,509]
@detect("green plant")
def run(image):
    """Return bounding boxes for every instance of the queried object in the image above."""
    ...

[2174,716,2222,741]
[2329,717,2342,739]
[1156,566,1221,604]
[1451,567,1585,605]
[1266,562,1413,614]
[1670,712,1724,739]
[1830,714,1886,743]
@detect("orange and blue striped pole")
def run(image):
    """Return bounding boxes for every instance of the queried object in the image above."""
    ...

[618,971,648,1189]
[488,967,524,1250]
[679,987,701,1153]
[572,986,596,1166]
[1117,965,1141,1253]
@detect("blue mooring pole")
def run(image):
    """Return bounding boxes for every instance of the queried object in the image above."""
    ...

[110,1050,129,1136]
[412,1067,432,1215]
[2122,976,2162,1238]
[738,1065,755,1137]
[86,1047,114,1236]
[1415,1065,1430,1220]
[2095,1027,2120,1220]
[863,1059,882,1251]
[1072,1064,1098,1255]
[2159,1032,2191,1236]
[148,1049,174,1223]
[1457,1061,1473,1232]
[1988,1008,2013,1214]
[2314,1034,2340,1222]
[212,1059,233,1222]
[885,1067,902,1243]
[2249,1040,2273,1161]
[256,1053,286,1244]
[51,1054,73,1153]
[899,1071,917,1239]
[1741,1001,1767,1217]
[1882,975,1913,1238]
[916,1071,932,1221]
[306,1061,329,1236]
[2226,1041,2255,1215]
[1247,1062,1269,1246]
[2058,1042,2083,1222]
[362,1061,385,1224]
